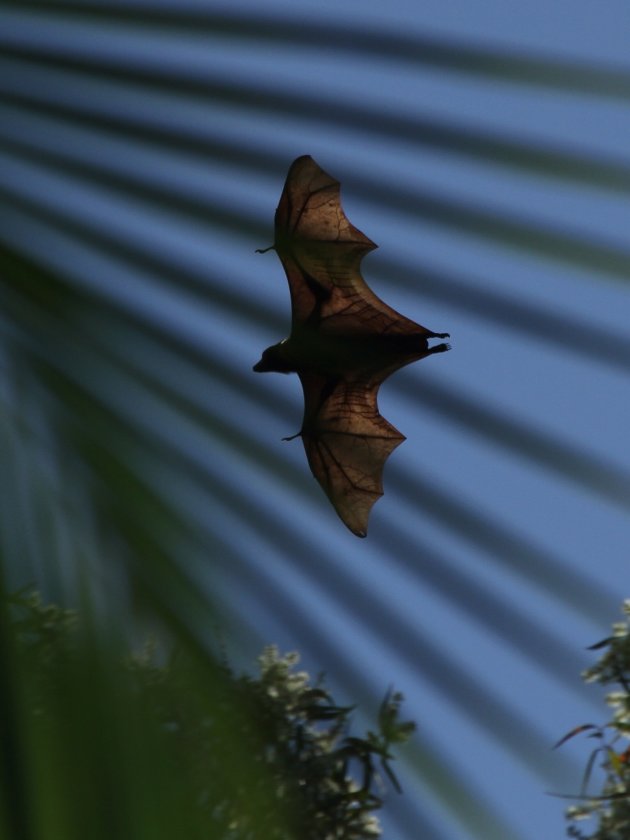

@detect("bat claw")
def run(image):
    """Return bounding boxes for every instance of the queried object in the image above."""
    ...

[282,431,302,441]
[255,245,275,254]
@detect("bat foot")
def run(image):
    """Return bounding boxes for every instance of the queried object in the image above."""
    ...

[433,332,450,339]
[429,342,451,354]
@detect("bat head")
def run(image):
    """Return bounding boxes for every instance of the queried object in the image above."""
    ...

[253,341,295,374]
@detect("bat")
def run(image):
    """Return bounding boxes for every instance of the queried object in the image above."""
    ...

[254,155,450,537]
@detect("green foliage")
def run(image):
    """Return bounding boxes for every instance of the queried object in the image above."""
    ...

[1,590,415,840]
[560,601,630,839]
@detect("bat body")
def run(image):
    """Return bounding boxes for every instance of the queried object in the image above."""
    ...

[254,155,449,537]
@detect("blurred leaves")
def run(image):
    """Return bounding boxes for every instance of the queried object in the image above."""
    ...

[0,591,414,840]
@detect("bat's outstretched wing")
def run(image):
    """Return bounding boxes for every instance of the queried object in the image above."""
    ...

[275,156,443,340]
[297,371,405,538]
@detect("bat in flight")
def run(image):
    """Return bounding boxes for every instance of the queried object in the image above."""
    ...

[254,155,450,537]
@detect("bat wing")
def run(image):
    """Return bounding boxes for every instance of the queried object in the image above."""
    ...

[297,370,405,537]
[275,156,441,339]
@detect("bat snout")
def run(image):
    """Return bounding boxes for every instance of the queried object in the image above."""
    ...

[253,348,276,372]
[253,356,291,373]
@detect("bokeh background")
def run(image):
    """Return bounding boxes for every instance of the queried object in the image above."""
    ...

[1,2,630,838]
